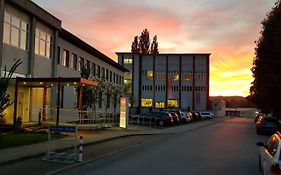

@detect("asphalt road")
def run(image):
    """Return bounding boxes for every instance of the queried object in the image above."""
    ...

[56,117,268,175]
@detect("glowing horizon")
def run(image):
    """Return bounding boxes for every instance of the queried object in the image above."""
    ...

[33,0,276,97]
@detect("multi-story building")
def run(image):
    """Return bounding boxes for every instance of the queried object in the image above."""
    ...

[116,52,210,114]
[0,0,127,124]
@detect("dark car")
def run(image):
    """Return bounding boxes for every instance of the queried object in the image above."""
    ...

[143,111,173,126]
[256,117,281,135]
[169,112,180,125]
[254,113,264,123]
[189,112,200,121]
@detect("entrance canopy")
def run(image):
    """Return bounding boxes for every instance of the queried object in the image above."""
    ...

[13,77,97,126]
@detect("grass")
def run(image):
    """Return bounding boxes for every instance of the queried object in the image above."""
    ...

[0,133,65,149]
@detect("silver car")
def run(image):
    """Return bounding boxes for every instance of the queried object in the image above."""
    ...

[257,132,281,175]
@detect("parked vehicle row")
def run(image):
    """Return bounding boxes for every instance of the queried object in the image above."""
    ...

[131,110,215,127]
[254,114,281,135]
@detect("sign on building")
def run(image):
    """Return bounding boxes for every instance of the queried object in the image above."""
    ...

[120,97,128,128]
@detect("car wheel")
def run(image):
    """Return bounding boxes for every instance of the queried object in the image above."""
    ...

[158,120,165,126]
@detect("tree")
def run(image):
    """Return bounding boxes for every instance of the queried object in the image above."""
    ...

[151,35,159,54]
[248,0,281,117]
[131,29,159,54]
[0,59,22,125]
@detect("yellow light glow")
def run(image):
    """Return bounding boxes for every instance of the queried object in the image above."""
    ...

[40,82,43,85]
[141,99,153,107]
[23,82,26,85]
[168,99,179,108]
[155,102,165,108]
[67,83,70,86]
[74,82,77,85]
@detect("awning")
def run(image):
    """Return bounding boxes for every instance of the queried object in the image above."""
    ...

[13,77,97,126]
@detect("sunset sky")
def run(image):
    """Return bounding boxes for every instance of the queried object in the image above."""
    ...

[33,0,276,97]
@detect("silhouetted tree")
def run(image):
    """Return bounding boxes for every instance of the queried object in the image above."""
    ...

[131,36,140,54]
[150,35,159,54]
[131,29,159,54]
[248,0,281,117]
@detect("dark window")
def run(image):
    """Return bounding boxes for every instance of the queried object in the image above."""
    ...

[97,65,100,78]
[98,92,102,108]
[92,63,96,77]
[57,46,61,65]
[106,69,109,81]
[80,57,84,69]
[113,73,116,83]
[110,71,112,82]
[86,60,90,71]
[102,67,105,79]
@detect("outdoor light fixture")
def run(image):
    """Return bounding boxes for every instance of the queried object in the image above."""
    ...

[74,82,77,85]
[40,82,43,85]
[67,83,70,86]
[51,84,54,87]
[23,82,26,85]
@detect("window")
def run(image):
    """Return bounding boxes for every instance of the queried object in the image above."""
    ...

[106,69,109,81]
[168,99,179,108]
[107,93,110,108]
[57,46,61,65]
[80,57,84,70]
[113,73,116,83]
[62,49,69,67]
[146,70,153,80]
[3,12,29,50]
[124,58,133,64]
[86,60,90,71]
[97,65,101,78]
[155,102,165,109]
[71,53,77,70]
[98,92,102,108]
[35,28,53,58]
[92,63,96,77]
[141,99,153,107]
[102,67,105,79]
[110,71,112,82]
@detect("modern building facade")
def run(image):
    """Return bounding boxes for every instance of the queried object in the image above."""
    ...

[116,53,210,114]
[0,0,127,124]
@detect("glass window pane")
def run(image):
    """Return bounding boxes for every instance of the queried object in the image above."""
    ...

[21,21,27,31]
[4,12,10,23]
[20,30,27,50]
[40,30,46,40]
[35,37,39,54]
[11,26,19,47]
[36,28,39,37]
[46,42,51,58]
[3,23,10,44]
[40,39,46,56]
[47,34,51,42]
[11,17,20,28]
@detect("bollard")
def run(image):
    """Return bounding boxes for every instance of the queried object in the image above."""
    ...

[78,136,83,162]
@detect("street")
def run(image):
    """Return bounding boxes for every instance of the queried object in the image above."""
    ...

[57,117,268,175]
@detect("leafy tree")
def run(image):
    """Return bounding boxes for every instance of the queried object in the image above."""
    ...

[0,59,22,125]
[131,29,159,54]
[248,0,281,117]
[80,63,93,107]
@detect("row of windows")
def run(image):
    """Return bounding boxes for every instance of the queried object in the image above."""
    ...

[141,85,206,92]
[141,70,206,81]
[3,12,29,50]
[58,47,123,85]
[141,99,179,108]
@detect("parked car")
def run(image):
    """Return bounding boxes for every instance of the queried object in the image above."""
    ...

[200,112,214,120]
[256,117,281,135]
[255,113,264,123]
[169,112,180,124]
[163,109,182,124]
[142,111,173,126]
[180,112,192,124]
[256,132,281,175]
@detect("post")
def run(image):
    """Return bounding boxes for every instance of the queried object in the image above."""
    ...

[56,81,61,126]
[78,135,83,162]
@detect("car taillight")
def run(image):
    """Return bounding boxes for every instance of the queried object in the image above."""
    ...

[270,164,281,174]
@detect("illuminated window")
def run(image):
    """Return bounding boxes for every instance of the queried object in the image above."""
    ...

[70,53,77,70]
[62,49,69,67]
[146,70,153,80]
[141,99,153,107]
[168,99,179,108]
[155,102,165,109]
[124,58,133,64]
[35,28,52,58]
[3,11,29,50]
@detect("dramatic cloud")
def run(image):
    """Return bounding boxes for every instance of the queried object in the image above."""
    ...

[33,0,276,96]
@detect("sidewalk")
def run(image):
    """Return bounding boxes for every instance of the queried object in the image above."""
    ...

[0,118,226,165]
